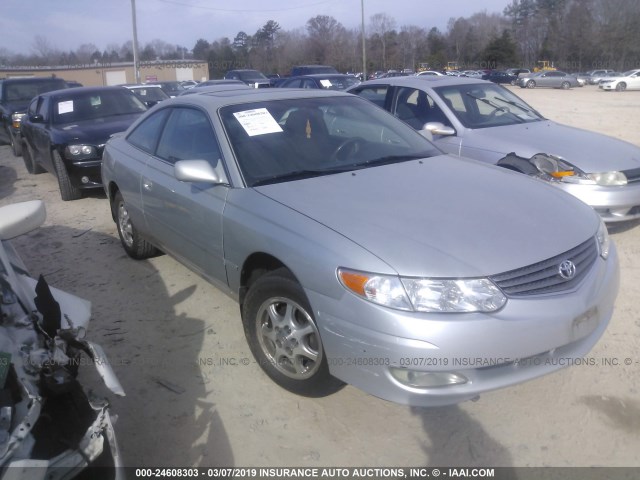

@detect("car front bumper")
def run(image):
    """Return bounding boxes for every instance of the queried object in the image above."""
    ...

[599,83,617,90]
[66,158,104,189]
[309,245,619,407]
[554,181,640,222]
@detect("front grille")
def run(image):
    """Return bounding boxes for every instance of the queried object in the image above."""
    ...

[490,237,598,297]
[623,167,640,184]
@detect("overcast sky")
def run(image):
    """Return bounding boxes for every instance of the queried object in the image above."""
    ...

[1,0,513,55]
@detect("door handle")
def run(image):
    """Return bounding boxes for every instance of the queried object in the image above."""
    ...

[143,180,152,191]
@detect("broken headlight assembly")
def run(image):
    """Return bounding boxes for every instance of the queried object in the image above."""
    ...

[530,153,627,186]
[0,200,125,479]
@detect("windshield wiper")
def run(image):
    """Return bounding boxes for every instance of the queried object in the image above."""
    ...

[494,97,543,118]
[465,92,526,123]
[250,154,430,186]
[347,154,431,169]
[251,168,347,186]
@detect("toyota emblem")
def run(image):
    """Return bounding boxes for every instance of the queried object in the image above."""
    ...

[558,260,576,280]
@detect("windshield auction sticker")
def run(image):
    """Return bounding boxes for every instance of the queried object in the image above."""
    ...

[57,100,74,115]
[233,108,283,136]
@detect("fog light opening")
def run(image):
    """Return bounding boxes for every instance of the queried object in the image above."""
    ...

[390,367,468,389]
[81,176,90,184]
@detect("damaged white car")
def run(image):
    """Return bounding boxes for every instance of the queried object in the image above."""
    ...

[0,200,125,479]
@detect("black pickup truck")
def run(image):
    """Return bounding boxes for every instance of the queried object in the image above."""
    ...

[0,76,68,156]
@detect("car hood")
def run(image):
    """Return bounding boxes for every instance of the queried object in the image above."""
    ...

[462,121,640,172]
[53,113,142,145]
[255,155,599,277]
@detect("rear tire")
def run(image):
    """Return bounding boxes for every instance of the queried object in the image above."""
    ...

[22,142,44,174]
[52,150,82,201]
[112,191,157,259]
[242,268,343,397]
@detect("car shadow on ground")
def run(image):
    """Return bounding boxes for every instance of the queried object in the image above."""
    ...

[410,405,515,469]
[0,161,18,199]
[12,224,234,467]
[607,219,640,235]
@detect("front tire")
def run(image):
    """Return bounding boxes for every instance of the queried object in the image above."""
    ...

[526,80,536,89]
[112,191,157,259]
[52,150,82,201]
[242,268,343,397]
[561,81,570,89]
[616,82,627,92]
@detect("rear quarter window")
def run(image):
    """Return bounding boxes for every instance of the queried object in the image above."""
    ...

[127,109,170,154]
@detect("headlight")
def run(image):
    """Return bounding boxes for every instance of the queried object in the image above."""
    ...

[530,153,589,182]
[66,144,97,159]
[596,219,610,259]
[11,113,25,129]
[529,154,626,186]
[587,171,627,186]
[337,268,506,313]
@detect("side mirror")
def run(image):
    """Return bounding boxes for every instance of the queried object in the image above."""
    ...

[423,122,455,137]
[29,114,44,123]
[174,159,224,185]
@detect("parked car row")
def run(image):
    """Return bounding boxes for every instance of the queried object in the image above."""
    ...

[3,65,635,413]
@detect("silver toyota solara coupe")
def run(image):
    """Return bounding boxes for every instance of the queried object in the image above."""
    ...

[101,88,619,406]
[348,76,640,223]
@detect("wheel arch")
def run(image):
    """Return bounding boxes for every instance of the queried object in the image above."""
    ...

[107,182,121,220]
[238,253,296,307]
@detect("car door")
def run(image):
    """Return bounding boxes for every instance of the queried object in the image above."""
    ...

[28,96,55,171]
[546,71,564,87]
[628,71,640,90]
[141,106,230,286]
[21,98,39,156]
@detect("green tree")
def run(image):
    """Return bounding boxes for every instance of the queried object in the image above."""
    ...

[482,30,519,67]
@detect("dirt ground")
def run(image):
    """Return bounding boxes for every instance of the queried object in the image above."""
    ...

[1,84,639,469]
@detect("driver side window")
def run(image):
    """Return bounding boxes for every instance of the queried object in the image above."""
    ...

[394,87,451,130]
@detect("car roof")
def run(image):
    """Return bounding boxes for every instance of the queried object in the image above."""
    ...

[353,76,489,89]
[0,77,66,84]
[178,84,251,95]
[286,74,355,79]
[157,87,353,109]
[39,85,129,98]
[123,84,162,88]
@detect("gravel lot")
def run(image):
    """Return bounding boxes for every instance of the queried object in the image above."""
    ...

[1,84,639,468]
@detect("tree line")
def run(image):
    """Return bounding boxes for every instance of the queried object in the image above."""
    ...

[1,0,638,77]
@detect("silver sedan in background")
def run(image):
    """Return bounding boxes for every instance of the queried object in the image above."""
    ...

[348,76,640,222]
[517,70,581,89]
[101,89,618,406]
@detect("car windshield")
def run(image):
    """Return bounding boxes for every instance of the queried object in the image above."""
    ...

[239,71,267,81]
[220,96,441,187]
[130,87,169,102]
[316,76,360,90]
[622,70,637,77]
[5,81,64,102]
[433,83,545,129]
[52,90,147,124]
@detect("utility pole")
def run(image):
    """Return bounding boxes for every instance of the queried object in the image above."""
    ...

[131,0,141,83]
[361,0,366,80]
